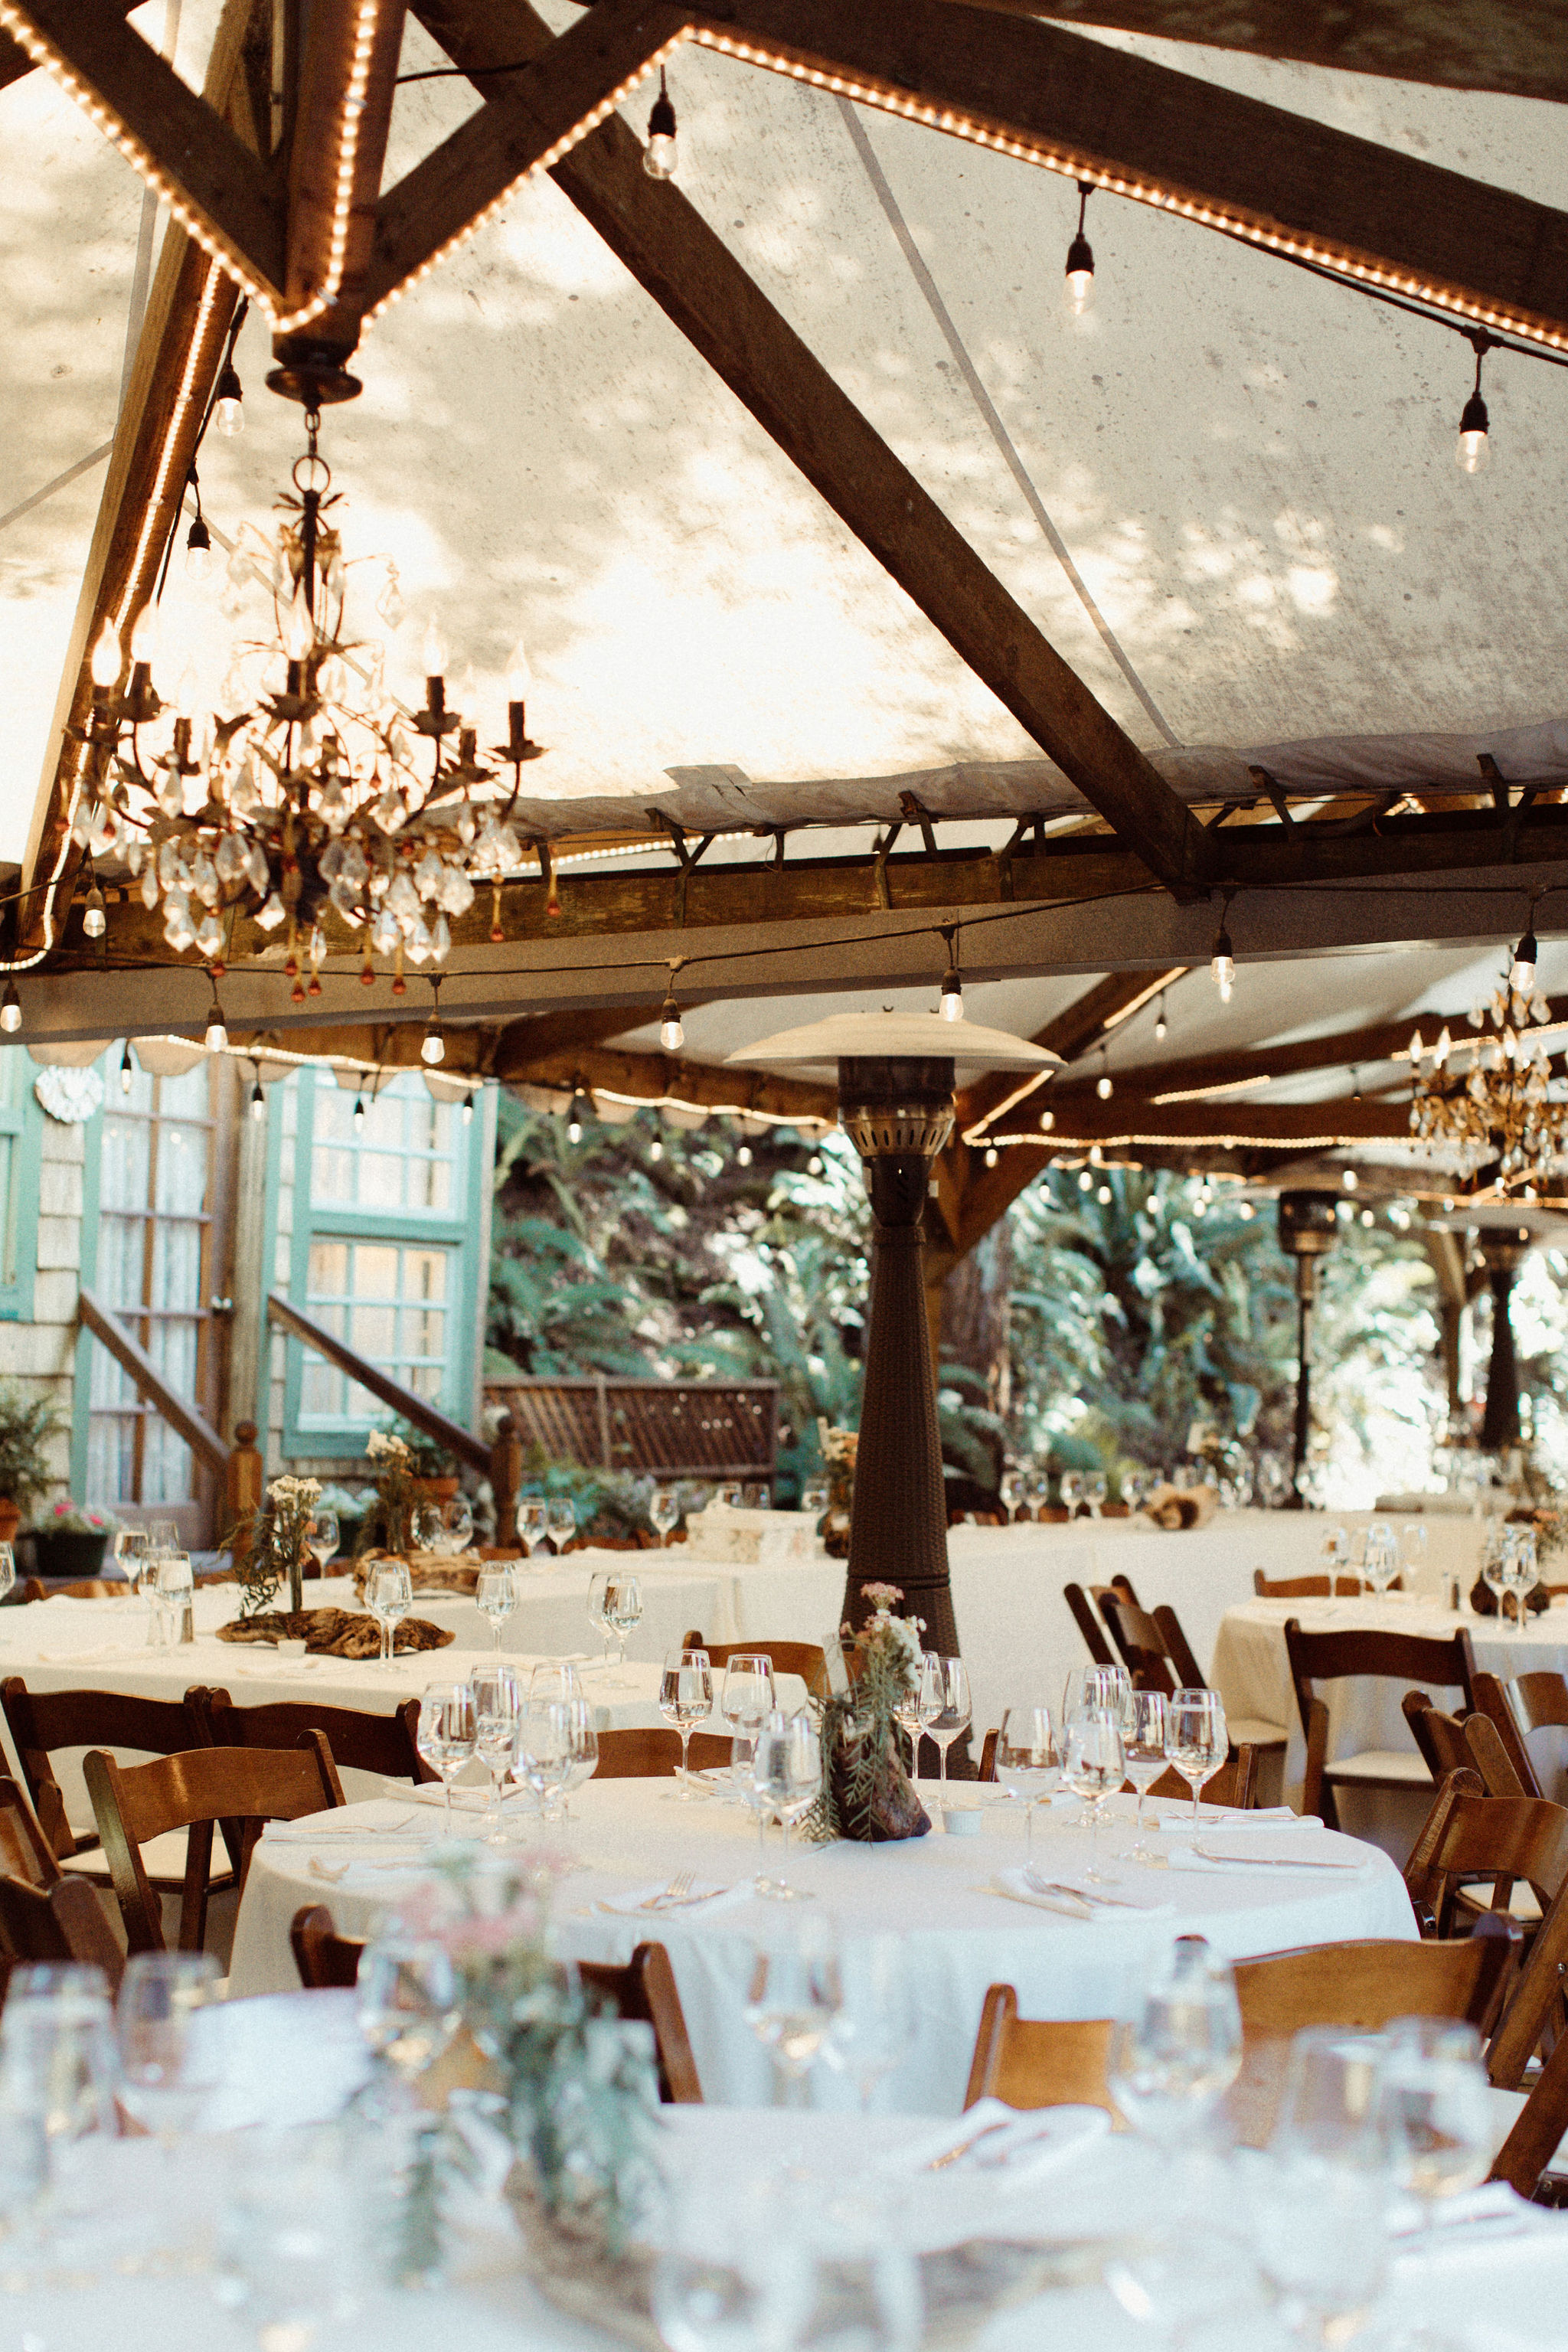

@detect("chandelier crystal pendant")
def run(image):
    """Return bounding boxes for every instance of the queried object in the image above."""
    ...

[69,411,545,999]
[1407,970,1564,1195]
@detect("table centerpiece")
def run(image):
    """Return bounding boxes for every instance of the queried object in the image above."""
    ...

[808,1582,931,1843]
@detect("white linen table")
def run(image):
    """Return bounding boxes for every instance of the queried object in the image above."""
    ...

[227,1777,1414,2105]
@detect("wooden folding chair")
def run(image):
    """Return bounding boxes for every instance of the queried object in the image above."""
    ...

[579,1940,704,2103]
[962,1984,1116,2115]
[86,1736,345,1955]
[1491,2028,1568,2203]
[592,1728,737,1779]
[1472,1670,1568,1804]
[0,1677,211,1862]
[678,1635,828,1694]
[0,1775,62,1890]
[1235,1917,1521,2044]
[1284,1617,1477,1828]
[191,1687,435,1785]
[0,1873,125,1994]
[1099,1598,1284,1757]
[289,1901,366,1990]
[1403,1779,1568,1942]
[1063,1583,1116,1668]
[1254,1570,1392,1599]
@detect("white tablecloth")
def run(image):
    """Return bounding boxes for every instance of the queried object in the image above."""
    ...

[227,1778,1414,2104]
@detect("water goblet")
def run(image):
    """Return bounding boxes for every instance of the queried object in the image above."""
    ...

[722,1654,776,1738]
[993,1704,1059,1854]
[1024,1468,1052,1521]
[557,1697,599,1824]
[586,1569,616,1672]
[1399,1521,1429,1591]
[471,1661,521,1841]
[153,1552,193,1647]
[1165,1687,1228,1827]
[1106,1936,1243,2148]
[412,1500,444,1554]
[116,1950,221,2144]
[516,1498,550,1564]
[305,1508,339,1581]
[366,1560,413,1664]
[1256,2028,1392,2347]
[660,1645,714,1795]
[1322,1524,1354,1598]
[650,1488,681,1547]
[799,1481,829,1519]
[743,1914,841,2101]
[998,1468,1024,1524]
[475,1563,517,1651]
[1061,1710,1124,1882]
[895,1651,942,1775]
[1121,1689,1168,1861]
[356,1932,460,2099]
[822,1936,911,2112]
[436,1495,474,1556]
[752,1709,821,1900]
[606,1574,643,1684]
[1059,1471,1084,1518]
[1082,1471,1109,1520]
[1511,1526,1540,1630]
[1377,2017,1491,2242]
[1119,1467,1152,1515]
[515,1697,572,1823]
[546,1495,577,1555]
[1482,1539,1511,1622]
[416,1679,477,1834]
[925,1657,972,1786]
[1,1963,119,2144]
[111,1527,147,1604]
[146,1517,179,1556]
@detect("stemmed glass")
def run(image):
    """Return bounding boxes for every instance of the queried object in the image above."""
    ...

[650,1489,681,1547]
[1482,1540,1511,1622]
[752,1710,820,1900]
[1509,1527,1540,1630]
[1106,1936,1243,2147]
[153,1553,193,1647]
[1364,1521,1399,1599]
[605,1574,642,1684]
[546,1496,576,1555]
[894,1649,942,1775]
[366,1560,412,1664]
[744,1916,841,2105]
[586,1570,616,1674]
[147,1517,179,1556]
[515,1697,572,1823]
[475,1563,517,1651]
[356,1933,461,2102]
[660,1645,714,1795]
[1120,1468,1152,1515]
[925,1658,972,1786]
[993,1706,1060,1854]
[515,1498,550,1565]
[1024,1469,1051,1520]
[557,1698,599,1824]
[1255,2029,1392,2347]
[1122,1690,1168,1863]
[1059,1471,1084,1518]
[1061,1710,1124,1883]
[1165,1688,1228,1826]
[1377,2017,1492,2242]
[822,1936,912,2113]
[416,1679,477,1834]
[471,1662,521,1841]
[722,1654,776,1740]
[998,1469,1024,1523]
[301,1509,337,1584]
[799,1481,829,1520]
[1322,1524,1354,1599]
[116,1951,221,2145]
[1400,1521,1429,1592]
[1082,1472,1108,1520]
[112,1527,148,1606]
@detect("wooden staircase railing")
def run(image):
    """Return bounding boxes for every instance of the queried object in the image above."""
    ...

[77,1287,263,1534]
[266,1292,491,1476]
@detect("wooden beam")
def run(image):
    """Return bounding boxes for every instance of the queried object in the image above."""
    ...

[21,0,270,949]
[266,1292,491,1472]
[511,1039,838,1123]
[698,0,1568,351]
[410,0,1206,896]
[79,1285,230,1475]
[276,0,409,349]
[966,0,1568,107]
[957,965,1184,1132]
[2,0,284,297]
[364,0,689,322]
[0,0,136,96]
[490,1004,669,1076]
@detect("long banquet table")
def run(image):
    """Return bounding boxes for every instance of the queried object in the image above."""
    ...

[227,1777,1415,2105]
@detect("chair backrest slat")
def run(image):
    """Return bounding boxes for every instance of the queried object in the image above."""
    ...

[289,1901,365,1990]
[1404,1784,1568,1939]
[578,1940,703,2103]
[1472,1669,1566,1803]
[593,1729,736,1779]
[0,1775,60,1889]
[1063,1583,1115,1668]
[1098,1595,1176,1694]
[1234,1919,1520,2043]
[677,1636,827,1694]
[191,1687,433,1784]
[0,1677,205,1858]
[962,1984,1115,2115]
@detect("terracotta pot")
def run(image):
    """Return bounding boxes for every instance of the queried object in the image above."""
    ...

[413,1476,461,1503]
[0,1498,21,1546]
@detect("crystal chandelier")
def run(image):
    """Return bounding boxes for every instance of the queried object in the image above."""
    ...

[70,413,544,1001]
[1406,972,1566,1196]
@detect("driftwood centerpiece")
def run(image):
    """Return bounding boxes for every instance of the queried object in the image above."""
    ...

[217,1607,455,1658]
[352,1553,484,1597]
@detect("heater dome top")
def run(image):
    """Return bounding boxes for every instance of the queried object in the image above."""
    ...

[727,1008,1060,1081]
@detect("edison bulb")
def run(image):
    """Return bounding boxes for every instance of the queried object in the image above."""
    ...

[421,1024,445,1067]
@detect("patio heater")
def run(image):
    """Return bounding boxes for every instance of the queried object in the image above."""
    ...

[1277,1191,1339,1508]
[729,1011,1056,1652]
[1477,1230,1528,1452]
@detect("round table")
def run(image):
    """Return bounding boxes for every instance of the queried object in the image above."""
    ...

[227,1778,1414,2106]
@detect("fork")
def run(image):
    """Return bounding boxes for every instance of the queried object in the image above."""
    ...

[1024,1869,1144,1910]
[639,1870,696,1910]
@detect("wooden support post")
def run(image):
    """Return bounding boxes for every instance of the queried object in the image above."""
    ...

[488,1411,524,1542]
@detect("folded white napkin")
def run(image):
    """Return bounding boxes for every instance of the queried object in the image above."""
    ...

[1153,1806,1317,1833]
[887,2097,1110,2181]
[1165,1841,1367,1875]
[991,1867,1174,1919]
[596,1877,751,1919]
[411,1782,532,1814]
[263,1799,422,1843]
[31,1642,148,1665]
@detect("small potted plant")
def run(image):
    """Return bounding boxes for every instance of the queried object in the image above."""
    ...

[392,1421,462,1504]
[31,1499,120,1580]
[0,1386,64,1547]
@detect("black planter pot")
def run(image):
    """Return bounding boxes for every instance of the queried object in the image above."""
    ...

[30,1530,110,1581]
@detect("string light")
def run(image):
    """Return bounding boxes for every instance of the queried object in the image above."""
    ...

[645,64,678,178]
[1154,993,1168,1042]
[250,1080,266,1121]
[204,976,227,1053]
[462,1090,475,1127]
[185,512,212,581]
[1039,1109,1054,1131]
[0,982,18,1034]
[1511,910,1540,995]
[119,1042,133,1094]
[82,880,106,940]
[1096,1045,1112,1100]
[1458,332,1493,473]
[985,1145,999,1168]
[939,926,964,1023]
[1064,180,1094,314]
[1210,897,1236,1004]
[420,976,445,1066]
[213,359,244,437]
[567,1083,590,1144]
[352,1093,367,1129]
[660,976,685,1054]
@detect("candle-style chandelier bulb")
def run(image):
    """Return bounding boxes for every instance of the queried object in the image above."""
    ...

[250,1080,265,1121]
[1511,918,1539,996]
[129,603,160,668]
[283,579,315,662]
[660,989,684,1054]
[82,881,106,940]
[90,616,121,689]
[506,641,531,700]
[1064,181,1095,315]
[0,981,19,1035]
[421,617,449,681]
[644,67,678,179]
[213,360,244,438]
[185,514,213,582]
[119,1041,133,1094]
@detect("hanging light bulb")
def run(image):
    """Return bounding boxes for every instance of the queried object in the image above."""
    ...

[1039,1109,1054,1132]
[185,514,213,582]
[1096,1046,1112,1101]
[985,1146,999,1169]
[1457,335,1492,474]
[462,1090,475,1127]
[250,1080,266,1121]
[90,616,121,690]
[421,976,444,1065]
[567,1085,590,1144]
[1511,914,1539,996]
[82,881,106,940]
[660,985,684,1054]
[644,66,678,178]
[0,981,19,1035]
[119,1041,133,1095]
[213,359,244,437]
[352,1093,367,1129]
[204,977,227,1053]
[1154,992,1168,1042]
[1210,904,1235,1004]
[1064,181,1095,315]
[649,1135,664,1162]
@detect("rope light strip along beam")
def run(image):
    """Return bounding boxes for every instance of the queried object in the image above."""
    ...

[685,22,1568,356]
[985,1129,1400,1150]
[278,0,403,338]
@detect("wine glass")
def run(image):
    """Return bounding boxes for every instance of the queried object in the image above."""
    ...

[546,1496,577,1555]
[650,1489,681,1547]
[475,1563,516,1651]
[515,1697,572,1822]
[1511,1526,1540,1630]
[1322,1524,1354,1599]
[153,1553,193,1648]
[1256,2029,1392,2347]
[1063,1662,1132,1724]
[799,1481,829,1519]
[416,1679,476,1834]
[1120,1468,1152,1514]
[557,1697,599,1824]
[925,1658,972,1786]
[993,1705,1060,1854]
[605,1574,643,1684]
[438,1495,473,1556]
[721,1654,776,1740]
[112,1526,147,1605]
[366,1560,413,1664]
[586,1570,615,1673]
[743,1915,841,2102]
[147,1517,178,1556]
[718,1484,746,1512]
[1364,1522,1399,1599]
[356,1933,460,2096]
[1165,1688,1228,1827]
[1059,1471,1084,1518]
[412,1500,444,1553]
[1482,1538,1511,1622]
[1122,1690,1168,1863]
[1,1964,119,2144]
[1107,1936,1243,2148]
[1083,1472,1109,1520]
[895,1651,943,1776]
[305,1509,339,1581]
[660,1645,714,1795]
[822,1936,911,2112]
[515,1498,550,1563]
[752,1710,821,1900]
[1376,2017,1492,2236]
[115,1951,220,2143]
[998,1469,1024,1524]
[471,1662,521,1842]
[1399,1521,1429,1592]
[1061,1710,1125,1883]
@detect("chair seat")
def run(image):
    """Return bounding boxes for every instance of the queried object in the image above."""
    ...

[1323,1749,1435,1786]
[60,1828,234,1890]
[1226,1717,1288,1749]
